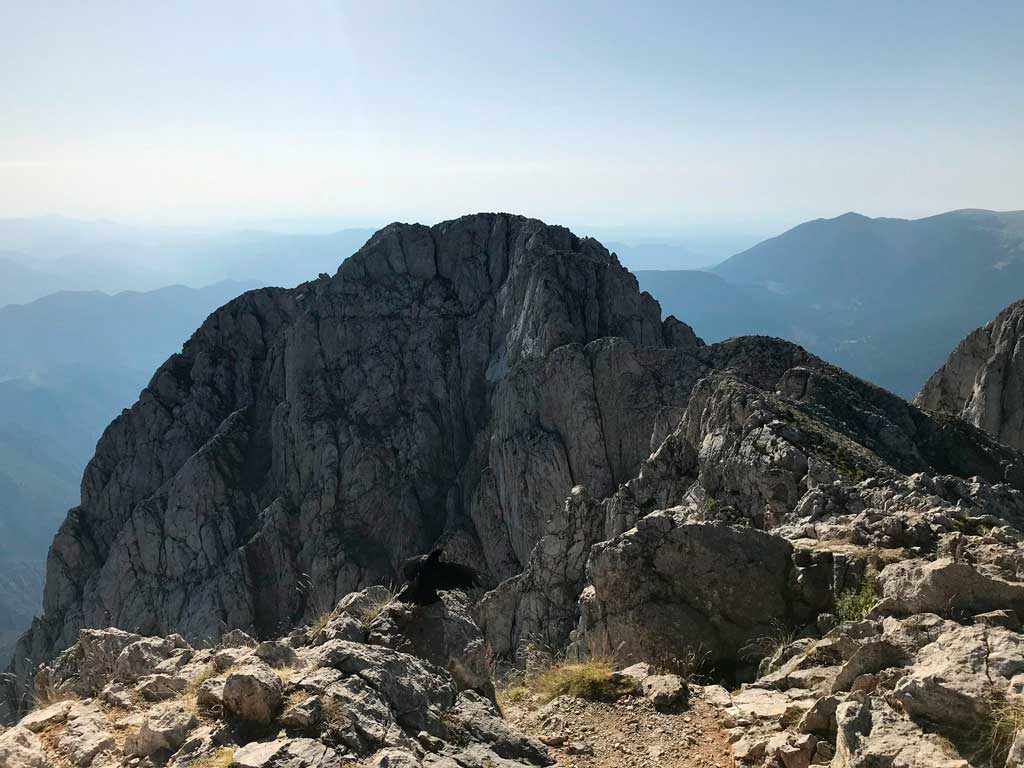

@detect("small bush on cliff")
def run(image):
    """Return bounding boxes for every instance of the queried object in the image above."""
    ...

[835,576,878,623]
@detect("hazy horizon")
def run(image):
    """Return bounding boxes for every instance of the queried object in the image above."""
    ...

[3,1,1022,240]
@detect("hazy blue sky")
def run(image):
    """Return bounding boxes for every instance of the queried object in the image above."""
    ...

[2,1,1022,239]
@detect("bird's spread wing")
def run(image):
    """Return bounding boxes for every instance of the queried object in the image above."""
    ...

[401,554,428,581]
[432,561,480,591]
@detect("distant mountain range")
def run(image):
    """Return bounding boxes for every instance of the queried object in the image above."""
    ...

[637,209,1024,397]
[0,217,375,306]
[0,281,260,664]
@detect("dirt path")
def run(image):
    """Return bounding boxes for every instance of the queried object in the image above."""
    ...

[501,687,737,768]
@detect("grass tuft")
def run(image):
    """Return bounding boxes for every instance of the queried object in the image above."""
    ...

[322,697,351,739]
[30,680,77,712]
[310,611,334,638]
[194,747,235,768]
[835,576,879,623]
[977,696,1024,767]
[357,587,396,628]
[529,657,634,704]
[501,686,531,704]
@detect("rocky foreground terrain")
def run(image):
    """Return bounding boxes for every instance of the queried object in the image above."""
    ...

[4,214,1024,766]
[0,588,557,768]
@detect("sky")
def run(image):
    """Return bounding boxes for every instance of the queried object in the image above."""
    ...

[1,0,1022,242]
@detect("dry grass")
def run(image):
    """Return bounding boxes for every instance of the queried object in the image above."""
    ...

[977,696,1024,767]
[357,587,396,628]
[741,623,796,667]
[322,697,351,738]
[193,747,235,768]
[652,645,711,685]
[276,664,302,685]
[528,656,635,704]
[501,686,531,704]
[310,611,334,638]
[30,680,77,712]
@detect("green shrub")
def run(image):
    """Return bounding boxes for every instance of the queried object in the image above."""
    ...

[835,576,878,623]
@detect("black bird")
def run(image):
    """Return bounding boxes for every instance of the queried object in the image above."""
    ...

[396,548,481,605]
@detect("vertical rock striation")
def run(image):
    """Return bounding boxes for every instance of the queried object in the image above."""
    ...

[916,298,1024,450]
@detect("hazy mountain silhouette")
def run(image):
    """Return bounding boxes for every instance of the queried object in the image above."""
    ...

[642,209,1024,397]
[0,217,376,306]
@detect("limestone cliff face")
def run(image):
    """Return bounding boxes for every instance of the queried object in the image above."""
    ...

[915,298,1024,450]
[8,214,714,704]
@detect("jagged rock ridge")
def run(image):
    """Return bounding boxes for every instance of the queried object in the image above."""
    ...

[916,297,1024,450]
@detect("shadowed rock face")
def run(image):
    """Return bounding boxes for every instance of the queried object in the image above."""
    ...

[916,298,1024,451]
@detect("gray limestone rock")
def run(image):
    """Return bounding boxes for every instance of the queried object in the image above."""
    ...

[222,662,284,726]
[574,514,797,665]
[916,299,1024,451]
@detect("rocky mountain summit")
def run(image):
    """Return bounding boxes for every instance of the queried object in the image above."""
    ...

[5,213,1024,767]
[916,298,1024,451]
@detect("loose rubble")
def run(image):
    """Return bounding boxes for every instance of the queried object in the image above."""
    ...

[0,590,551,767]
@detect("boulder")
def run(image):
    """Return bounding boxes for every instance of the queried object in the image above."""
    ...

[233,737,342,768]
[445,691,552,764]
[57,702,116,766]
[796,695,840,735]
[575,514,797,665]
[893,624,1024,736]
[368,748,423,768]
[874,558,1024,619]
[778,733,817,768]
[367,591,493,696]
[135,673,188,701]
[114,635,190,682]
[830,640,908,693]
[18,700,73,733]
[312,640,456,734]
[641,674,688,712]
[0,726,50,768]
[834,695,967,767]
[222,663,284,726]
[280,694,321,730]
[221,629,258,648]
[255,640,300,669]
[197,677,225,711]
[335,586,396,622]
[123,704,197,757]
[311,613,366,646]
